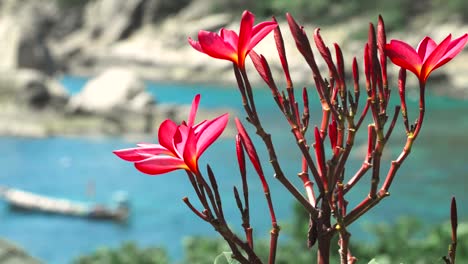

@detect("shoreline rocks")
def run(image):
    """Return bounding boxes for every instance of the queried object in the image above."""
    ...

[0,68,234,139]
[1,0,468,138]
[48,0,468,98]
[0,0,58,75]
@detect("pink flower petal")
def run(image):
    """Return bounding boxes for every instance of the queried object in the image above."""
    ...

[238,10,255,60]
[158,119,178,153]
[183,127,199,173]
[385,40,422,77]
[113,145,173,162]
[135,156,188,175]
[420,34,452,81]
[220,29,239,50]
[188,37,203,53]
[173,125,189,157]
[187,94,200,127]
[193,120,209,135]
[197,31,238,62]
[196,113,229,156]
[417,36,437,62]
[248,21,277,51]
[113,148,148,162]
[433,33,468,71]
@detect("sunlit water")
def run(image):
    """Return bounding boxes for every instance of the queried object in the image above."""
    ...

[0,75,467,263]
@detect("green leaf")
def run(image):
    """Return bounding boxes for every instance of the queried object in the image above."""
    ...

[368,259,379,264]
[213,251,241,264]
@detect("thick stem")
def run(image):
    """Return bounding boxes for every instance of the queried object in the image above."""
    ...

[339,232,350,264]
[317,200,332,264]
[317,236,332,264]
[269,226,280,264]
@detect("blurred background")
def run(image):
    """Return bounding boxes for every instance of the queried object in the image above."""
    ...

[1,0,468,263]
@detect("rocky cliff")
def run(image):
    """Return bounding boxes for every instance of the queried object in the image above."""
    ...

[0,0,467,137]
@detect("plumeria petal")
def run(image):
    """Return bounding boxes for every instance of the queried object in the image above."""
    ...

[158,119,178,153]
[183,127,199,173]
[433,33,468,71]
[188,37,203,53]
[188,10,276,68]
[135,156,188,175]
[220,29,239,50]
[386,40,422,76]
[193,119,212,142]
[388,34,468,84]
[173,125,190,157]
[420,35,452,81]
[196,113,229,156]
[113,146,166,162]
[114,82,228,176]
[193,120,209,135]
[237,10,255,65]
[417,37,437,62]
[197,31,237,62]
[248,21,277,51]
[187,94,200,127]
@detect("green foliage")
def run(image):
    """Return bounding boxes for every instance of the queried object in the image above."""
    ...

[361,218,468,263]
[73,205,468,263]
[181,203,468,263]
[72,242,169,264]
[54,0,89,8]
[250,0,415,27]
[249,0,468,31]
[182,236,231,264]
[214,252,241,264]
[432,0,468,21]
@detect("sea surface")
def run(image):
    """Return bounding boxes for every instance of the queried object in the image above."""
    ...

[0,75,467,263]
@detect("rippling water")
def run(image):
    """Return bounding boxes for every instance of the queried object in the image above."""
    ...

[0,76,467,263]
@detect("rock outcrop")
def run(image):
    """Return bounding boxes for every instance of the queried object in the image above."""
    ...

[0,68,232,138]
[1,0,467,138]
[2,0,468,97]
[0,239,42,264]
[0,0,58,74]
[0,69,68,110]
[66,67,158,136]
[68,68,153,114]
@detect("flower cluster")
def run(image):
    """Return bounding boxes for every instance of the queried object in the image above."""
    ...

[386,34,468,84]
[114,94,228,175]
[114,10,467,264]
[189,11,277,69]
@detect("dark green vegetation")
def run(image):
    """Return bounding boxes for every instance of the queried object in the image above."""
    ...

[73,204,468,263]
[54,0,468,27]
[73,242,170,264]
[55,0,90,8]
[252,0,468,25]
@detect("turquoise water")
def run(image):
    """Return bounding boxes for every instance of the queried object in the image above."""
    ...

[0,76,467,263]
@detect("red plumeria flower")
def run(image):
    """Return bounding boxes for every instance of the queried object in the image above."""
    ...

[188,10,277,69]
[113,94,229,175]
[386,34,468,84]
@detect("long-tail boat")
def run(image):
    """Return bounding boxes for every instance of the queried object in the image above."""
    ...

[0,186,129,222]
